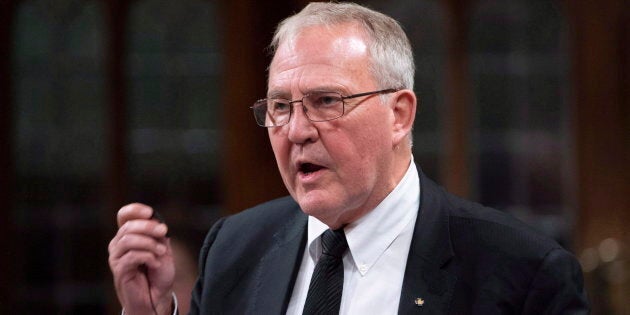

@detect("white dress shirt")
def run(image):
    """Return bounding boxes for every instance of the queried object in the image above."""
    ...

[286,161,420,314]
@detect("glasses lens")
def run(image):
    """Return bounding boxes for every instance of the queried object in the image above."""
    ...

[253,99,291,127]
[252,101,269,127]
[303,92,343,121]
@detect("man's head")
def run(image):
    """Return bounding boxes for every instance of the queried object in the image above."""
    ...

[270,2,415,91]
[264,2,417,229]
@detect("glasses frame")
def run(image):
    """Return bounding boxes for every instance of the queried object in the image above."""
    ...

[250,88,399,127]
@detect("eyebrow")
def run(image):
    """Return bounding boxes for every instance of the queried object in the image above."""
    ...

[267,87,348,99]
[266,90,290,99]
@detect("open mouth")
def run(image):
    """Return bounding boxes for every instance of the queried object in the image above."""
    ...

[299,162,324,175]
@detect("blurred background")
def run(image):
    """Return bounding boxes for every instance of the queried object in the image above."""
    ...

[0,0,627,313]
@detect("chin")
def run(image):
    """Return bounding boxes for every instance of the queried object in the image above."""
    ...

[296,194,334,219]
[296,199,324,216]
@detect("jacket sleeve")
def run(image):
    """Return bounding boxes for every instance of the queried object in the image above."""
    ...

[188,217,226,315]
[521,247,590,314]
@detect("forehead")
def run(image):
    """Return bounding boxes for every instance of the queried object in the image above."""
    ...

[268,23,376,95]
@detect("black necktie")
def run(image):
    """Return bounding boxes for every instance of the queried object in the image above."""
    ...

[303,228,348,315]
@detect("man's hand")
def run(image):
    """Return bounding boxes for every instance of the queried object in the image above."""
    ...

[108,203,176,315]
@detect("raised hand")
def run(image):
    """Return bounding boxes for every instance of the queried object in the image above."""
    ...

[108,203,176,315]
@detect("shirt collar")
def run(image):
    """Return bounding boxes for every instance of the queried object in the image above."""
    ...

[306,160,421,276]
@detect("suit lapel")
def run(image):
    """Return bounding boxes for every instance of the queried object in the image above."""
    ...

[399,171,457,314]
[247,170,457,314]
[252,206,308,314]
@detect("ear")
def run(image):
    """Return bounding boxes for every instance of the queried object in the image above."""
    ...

[390,89,417,147]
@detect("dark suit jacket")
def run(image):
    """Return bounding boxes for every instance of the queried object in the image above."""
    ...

[189,171,589,314]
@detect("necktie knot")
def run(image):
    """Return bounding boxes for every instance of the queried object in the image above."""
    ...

[321,228,348,258]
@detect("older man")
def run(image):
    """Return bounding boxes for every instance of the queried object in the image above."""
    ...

[108,2,588,314]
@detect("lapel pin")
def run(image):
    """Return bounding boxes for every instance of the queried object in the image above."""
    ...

[414,298,425,307]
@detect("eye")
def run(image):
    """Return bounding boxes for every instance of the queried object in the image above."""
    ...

[311,93,342,108]
[270,100,290,112]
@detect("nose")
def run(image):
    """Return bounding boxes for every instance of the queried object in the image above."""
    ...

[287,103,319,144]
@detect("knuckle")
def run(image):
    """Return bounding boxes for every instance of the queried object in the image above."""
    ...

[108,255,116,267]
[119,221,129,234]
[108,238,116,253]
[118,234,132,246]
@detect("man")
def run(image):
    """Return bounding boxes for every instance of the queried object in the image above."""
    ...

[108,2,589,314]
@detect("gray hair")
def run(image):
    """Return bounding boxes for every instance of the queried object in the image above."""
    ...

[270,2,415,90]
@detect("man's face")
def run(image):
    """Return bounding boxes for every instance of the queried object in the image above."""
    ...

[267,23,401,229]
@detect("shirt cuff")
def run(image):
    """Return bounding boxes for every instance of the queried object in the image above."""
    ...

[121,292,178,315]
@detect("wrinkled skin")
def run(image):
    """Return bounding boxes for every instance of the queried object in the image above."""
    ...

[267,23,416,229]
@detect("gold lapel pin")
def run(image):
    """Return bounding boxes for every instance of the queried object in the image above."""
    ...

[414,298,425,307]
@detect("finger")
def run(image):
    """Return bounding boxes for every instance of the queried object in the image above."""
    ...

[109,233,168,260]
[109,220,168,254]
[117,203,153,227]
[112,250,163,276]
[118,220,168,239]
[109,220,169,268]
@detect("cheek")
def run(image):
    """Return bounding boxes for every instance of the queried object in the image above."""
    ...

[326,114,392,180]
[335,115,391,156]
[268,132,289,169]
[325,127,384,175]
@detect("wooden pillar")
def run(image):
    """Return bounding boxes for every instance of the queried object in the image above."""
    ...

[566,0,629,255]
[220,0,304,214]
[105,0,130,215]
[104,0,130,313]
[0,1,16,312]
[441,0,471,198]
[566,0,629,313]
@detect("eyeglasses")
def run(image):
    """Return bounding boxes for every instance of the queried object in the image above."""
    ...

[250,88,399,127]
